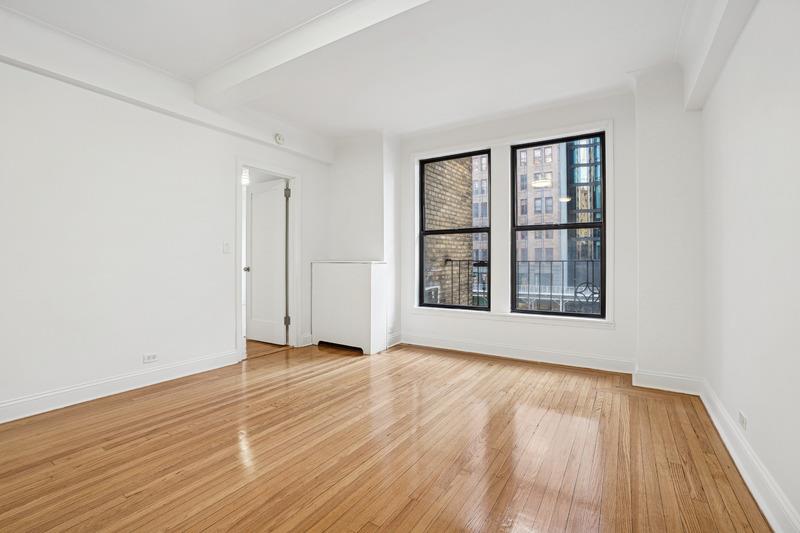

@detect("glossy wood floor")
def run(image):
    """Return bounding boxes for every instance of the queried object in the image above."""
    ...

[0,344,770,532]
[246,338,290,359]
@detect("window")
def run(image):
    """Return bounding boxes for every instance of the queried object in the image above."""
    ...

[512,133,605,317]
[532,172,551,188]
[519,151,527,166]
[520,198,528,215]
[533,148,542,164]
[420,150,490,310]
[520,174,527,190]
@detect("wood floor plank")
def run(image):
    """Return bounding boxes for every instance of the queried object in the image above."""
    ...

[0,343,772,532]
[687,396,771,532]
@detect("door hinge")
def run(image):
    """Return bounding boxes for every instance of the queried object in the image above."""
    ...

[284,187,291,199]
[283,315,291,326]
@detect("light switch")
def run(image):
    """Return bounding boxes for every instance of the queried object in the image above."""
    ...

[222,241,232,254]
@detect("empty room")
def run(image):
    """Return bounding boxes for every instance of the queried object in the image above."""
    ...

[1,0,798,531]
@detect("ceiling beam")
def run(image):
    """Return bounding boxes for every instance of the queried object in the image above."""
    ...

[677,0,758,110]
[195,0,432,108]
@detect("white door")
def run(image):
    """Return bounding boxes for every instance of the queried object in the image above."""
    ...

[246,180,287,344]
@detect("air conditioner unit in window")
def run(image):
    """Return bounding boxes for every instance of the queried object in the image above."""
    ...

[424,286,440,303]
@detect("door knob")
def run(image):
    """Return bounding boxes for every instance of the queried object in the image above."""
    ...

[243,266,250,272]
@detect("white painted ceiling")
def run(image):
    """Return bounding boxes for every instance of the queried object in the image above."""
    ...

[0,0,350,80]
[0,0,690,136]
[245,0,689,135]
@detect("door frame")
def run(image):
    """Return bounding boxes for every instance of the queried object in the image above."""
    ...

[234,157,302,359]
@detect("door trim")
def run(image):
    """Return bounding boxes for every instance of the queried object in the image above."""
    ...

[234,158,303,359]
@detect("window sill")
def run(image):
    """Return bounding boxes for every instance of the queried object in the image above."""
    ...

[411,306,615,330]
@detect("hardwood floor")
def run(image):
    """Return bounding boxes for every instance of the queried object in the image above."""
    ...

[246,338,290,359]
[0,344,770,532]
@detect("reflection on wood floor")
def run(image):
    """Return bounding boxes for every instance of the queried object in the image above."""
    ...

[0,343,770,531]
[246,338,289,359]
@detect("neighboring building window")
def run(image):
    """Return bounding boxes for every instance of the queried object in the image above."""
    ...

[512,133,605,317]
[420,150,491,310]
[534,148,542,164]
[520,174,527,190]
[520,198,528,215]
[519,151,527,166]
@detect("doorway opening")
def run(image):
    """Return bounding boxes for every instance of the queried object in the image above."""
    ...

[240,164,293,359]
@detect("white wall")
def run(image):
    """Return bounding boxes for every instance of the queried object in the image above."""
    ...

[0,8,334,163]
[327,133,384,261]
[0,61,331,421]
[398,92,639,372]
[383,135,402,341]
[702,0,800,527]
[633,64,704,386]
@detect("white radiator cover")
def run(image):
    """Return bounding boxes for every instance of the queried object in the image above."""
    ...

[311,261,388,354]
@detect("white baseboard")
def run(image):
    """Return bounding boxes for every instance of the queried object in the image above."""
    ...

[387,330,402,348]
[699,380,800,533]
[0,351,242,424]
[632,368,705,395]
[297,334,314,347]
[400,333,634,373]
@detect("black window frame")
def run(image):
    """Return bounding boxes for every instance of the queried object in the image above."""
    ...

[511,132,606,319]
[419,149,491,311]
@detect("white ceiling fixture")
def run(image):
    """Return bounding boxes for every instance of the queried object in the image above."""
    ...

[0,0,352,80]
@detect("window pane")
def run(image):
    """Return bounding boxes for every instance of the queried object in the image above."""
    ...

[423,153,489,230]
[514,136,603,225]
[514,228,602,316]
[422,233,489,308]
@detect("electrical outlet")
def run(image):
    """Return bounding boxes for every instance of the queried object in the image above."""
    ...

[142,353,158,365]
[738,411,748,431]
